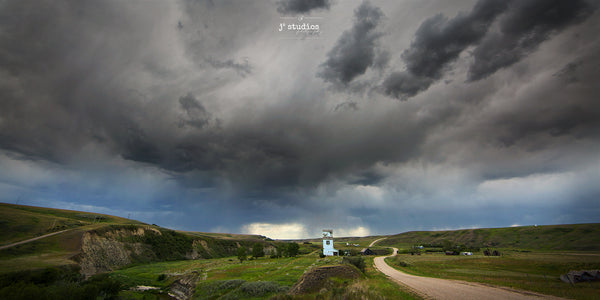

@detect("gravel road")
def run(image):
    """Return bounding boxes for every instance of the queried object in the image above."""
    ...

[374,248,564,300]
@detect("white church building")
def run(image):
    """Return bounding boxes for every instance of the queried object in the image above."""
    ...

[322,229,339,256]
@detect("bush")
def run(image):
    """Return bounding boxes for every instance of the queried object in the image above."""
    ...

[237,246,247,263]
[251,242,264,258]
[342,256,366,273]
[396,260,410,267]
[157,274,166,281]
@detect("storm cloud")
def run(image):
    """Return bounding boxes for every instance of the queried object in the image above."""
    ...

[383,0,594,99]
[318,1,385,86]
[468,0,594,80]
[0,0,598,238]
[277,0,332,15]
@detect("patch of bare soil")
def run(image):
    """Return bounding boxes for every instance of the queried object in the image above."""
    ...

[288,265,361,295]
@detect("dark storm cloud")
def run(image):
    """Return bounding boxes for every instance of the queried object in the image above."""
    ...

[383,0,509,99]
[402,0,510,79]
[468,0,594,81]
[318,1,384,86]
[276,0,332,15]
[383,0,594,99]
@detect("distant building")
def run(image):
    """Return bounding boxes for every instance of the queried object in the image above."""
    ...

[322,229,339,256]
[360,248,375,255]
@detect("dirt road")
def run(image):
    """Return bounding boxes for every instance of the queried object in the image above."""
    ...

[0,230,69,250]
[374,248,564,300]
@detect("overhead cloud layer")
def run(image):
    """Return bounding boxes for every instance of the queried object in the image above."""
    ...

[0,0,598,238]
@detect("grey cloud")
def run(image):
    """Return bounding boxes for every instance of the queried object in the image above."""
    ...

[382,71,434,100]
[468,0,594,81]
[205,57,252,77]
[318,1,384,86]
[402,0,509,78]
[383,0,594,99]
[178,93,211,129]
[333,101,358,111]
[383,0,509,99]
[276,0,331,15]
[553,60,582,83]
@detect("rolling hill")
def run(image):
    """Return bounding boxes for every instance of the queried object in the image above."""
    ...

[378,223,600,251]
[0,203,276,276]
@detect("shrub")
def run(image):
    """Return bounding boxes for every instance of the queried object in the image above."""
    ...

[342,256,366,273]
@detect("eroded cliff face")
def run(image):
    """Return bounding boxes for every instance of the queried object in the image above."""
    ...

[76,227,157,277]
[169,272,200,300]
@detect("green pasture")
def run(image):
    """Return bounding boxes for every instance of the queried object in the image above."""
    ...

[386,250,600,300]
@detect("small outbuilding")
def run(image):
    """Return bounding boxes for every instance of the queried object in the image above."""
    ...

[360,248,375,255]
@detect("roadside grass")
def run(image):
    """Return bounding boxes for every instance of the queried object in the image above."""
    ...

[386,250,600,300]
[361,256,423,300]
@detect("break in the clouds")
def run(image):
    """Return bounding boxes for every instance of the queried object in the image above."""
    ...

[0,0,599,239]
[383,0,594,100]
[277,0,332,15]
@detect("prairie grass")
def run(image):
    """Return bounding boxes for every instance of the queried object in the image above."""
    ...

[386,250,600,300]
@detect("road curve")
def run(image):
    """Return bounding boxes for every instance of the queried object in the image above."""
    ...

[0,230,70,250]
[374,248,564,300]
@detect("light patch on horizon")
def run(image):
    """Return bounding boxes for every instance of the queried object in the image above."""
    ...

[242,222,309,240]
[337,226,370,237]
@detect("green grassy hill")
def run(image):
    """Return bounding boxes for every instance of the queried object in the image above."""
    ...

[379,223,600,251]
[0,202,142,246]
[0,203,275,276]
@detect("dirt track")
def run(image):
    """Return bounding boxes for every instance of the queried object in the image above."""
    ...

[0,230,69,250]
[374,248,564,300]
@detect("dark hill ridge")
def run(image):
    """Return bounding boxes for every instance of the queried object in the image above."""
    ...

[379,223,600,251]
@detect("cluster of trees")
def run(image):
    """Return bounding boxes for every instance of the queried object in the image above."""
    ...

[237,242,300,263]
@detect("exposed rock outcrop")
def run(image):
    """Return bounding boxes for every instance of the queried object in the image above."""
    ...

[169,272,200,300]
[76,227,157,277]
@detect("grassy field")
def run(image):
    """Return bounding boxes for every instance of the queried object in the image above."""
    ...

[111,253,421,299]
[386,250,600,300]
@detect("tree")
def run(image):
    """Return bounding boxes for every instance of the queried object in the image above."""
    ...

[237,246,247,263]
[286,243,299,257]
[251,243,264,258]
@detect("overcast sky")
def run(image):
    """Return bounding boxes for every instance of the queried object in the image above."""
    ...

[1,0,599,239]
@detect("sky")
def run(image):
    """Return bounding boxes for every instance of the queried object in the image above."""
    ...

[1,0,599,239]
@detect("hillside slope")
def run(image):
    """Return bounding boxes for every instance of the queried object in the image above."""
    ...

[379,223,600,250]
[0,203,275,276]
